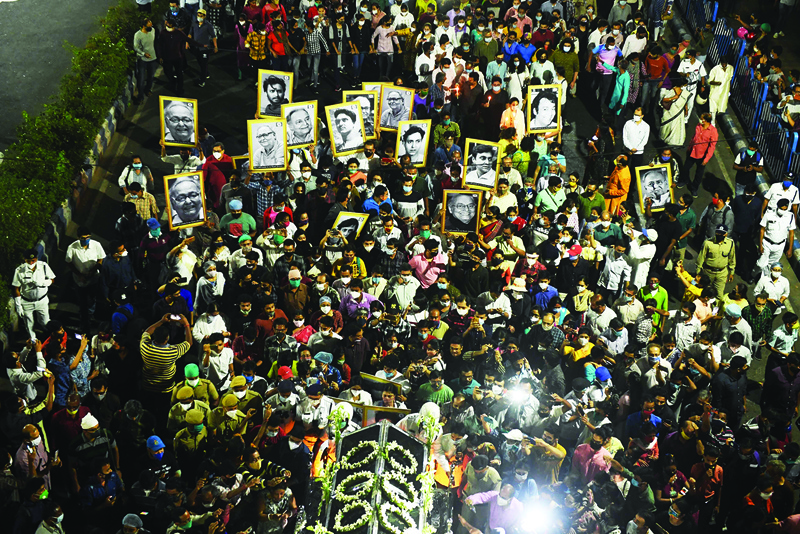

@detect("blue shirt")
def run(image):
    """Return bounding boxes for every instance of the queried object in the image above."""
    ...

[111,303,135,336]
[625,411,663,440]
[80,472,124,509]
[362,197,393,214]
[517,43,536,63]
[434,143,462,164]
[502,41,520,62]
[47,359,72,407]
[534,285,558,309]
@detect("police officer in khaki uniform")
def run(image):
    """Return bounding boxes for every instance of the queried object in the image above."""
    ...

[167,385,212,434]
[173,408,209,478]
[696,224,735,299]
[12,249,56,340]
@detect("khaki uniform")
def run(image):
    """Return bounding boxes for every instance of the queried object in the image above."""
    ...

[167,400,211,434]
[170,378,219,406]
[696,237,736,298]
[173,427,209,461]
[208,407,246,441]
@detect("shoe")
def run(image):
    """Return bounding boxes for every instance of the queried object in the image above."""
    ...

[691,190,699,198]
[673,182,687,188]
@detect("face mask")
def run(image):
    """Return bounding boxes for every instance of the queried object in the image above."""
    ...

[289,279,301,289]
[577,337,589,347]
[289,440,302,450]
[456,307,469,316]
[227,409,238,419]
[563,46,571,52]
[496,497,510,506]
[784,180,793,188]
[341,276,351,285]
[187,378,199,387]
[321,305,331,314]
[93,392,107,401]
[600,220,611,228]
[321,329,333,337]
[761,492,773,500]
[150,228,161,238]
[213,152,223,160]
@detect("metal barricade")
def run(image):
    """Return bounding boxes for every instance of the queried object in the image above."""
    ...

[682,0,718,31]
[787,133,800,180]
[755,102,795,180]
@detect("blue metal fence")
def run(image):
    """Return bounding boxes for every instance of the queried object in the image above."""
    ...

[697,15,795,181]
[675,0,718,31]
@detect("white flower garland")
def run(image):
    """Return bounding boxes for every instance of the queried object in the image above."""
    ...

[378,501,415,534]
[339,440,380,470]
[333,500,374,532]
[381,471,419,510]
[384,442,419,475]
[334,471,375,503]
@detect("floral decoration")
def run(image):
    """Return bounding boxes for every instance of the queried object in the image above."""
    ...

[339,440,380,471]
[334,471,376,503]
[333,500,374,532]
[378,501,415,534]
[384,441,419,475]
[381,471,419,510]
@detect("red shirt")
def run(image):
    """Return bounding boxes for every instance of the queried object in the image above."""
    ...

[690,462,723,501]
[688,124,718,164]
[202,154,234,208]
[50,406,91,449]
[645,55,670,81]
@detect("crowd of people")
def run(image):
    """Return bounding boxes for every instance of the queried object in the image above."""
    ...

[5,0,800,534]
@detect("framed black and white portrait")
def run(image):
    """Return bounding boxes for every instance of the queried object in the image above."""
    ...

[343,91,378,140]
[442,190,482,235]
[378,86,414,131]
[362,82,387,93]
[257,70,293,118]
[325,102,366,157]
[526,85,561,135]
[247,119,288,172]
[164,172,207,230]
[636,163,674,211]
[159,96,198,148]
[463,138,500,190]
[332,212,370,241]
[395,120,431,168]
[281,101,318,148]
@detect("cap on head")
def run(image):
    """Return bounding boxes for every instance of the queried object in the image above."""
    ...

[146,435,166,451]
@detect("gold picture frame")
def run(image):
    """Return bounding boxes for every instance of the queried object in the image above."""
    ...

[325,101,366,157]
[526,84,562,135]
[247,119,288,172]
[378,85,415,132]
[164,171,207,231]
[332,211,370,241]
[231,155,249,170]
[281,101,318,149]
[463,138,501,191]
[442,189,482,235]
[635,163,674,212]
[257,69,293,118]
[159,96,198,148]
[395,119,432,168]
[343,91,379,140]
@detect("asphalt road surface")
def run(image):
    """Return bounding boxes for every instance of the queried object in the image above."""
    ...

[0,0,120,149]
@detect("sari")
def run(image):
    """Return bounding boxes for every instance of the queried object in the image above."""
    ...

[480,218,503,241]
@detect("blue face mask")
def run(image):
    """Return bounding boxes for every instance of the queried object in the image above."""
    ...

[372,277,381,284]
[438,283,447,289]
[784,180,793,188]
[508,216,516,222]
[150,228,161,238]
[80,238,90,247]
[403,185,413,193]
[153,451,164,461]
[133,163,143,169]
[263,179,273,186]
[244,375,254,383]
[292,149,301,154]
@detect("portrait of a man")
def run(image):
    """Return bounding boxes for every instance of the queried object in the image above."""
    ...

[396,120,431,167]
[443,191,480,234]
[527,85,561,133]
[333,212,369,240]
[379,87,413,130]
[258,70,293,117]
[637,164,673,211]
[160,97,198,147]
[345,91,377,139]
[464,141,499,190]
[166,173,206,229]
[284,103,316,147]
[326,102,365,156]
[248,119,288,171]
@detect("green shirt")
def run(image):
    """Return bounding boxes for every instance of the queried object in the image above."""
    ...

[433,122,461,148]
[638,286,669,326]
[219,212,257,238]
[578,193,607,219]
[675,208,696,249]
[511,149,531,177]
[416,383,454,406]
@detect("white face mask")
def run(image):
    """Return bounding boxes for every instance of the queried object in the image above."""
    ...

[358,20,365,26]
[293,319,304,327]
[226,409,238,419]
[578,337,589,346]
[492,385,504,395]
[321,329,333,337]
[456,307,469,316]
[363,244,374,252]
[234,390,247,399]
[320,305,331,314]
[267,429,279,437]
[539,282,548,290]
[289,440,302,450]
[213,152,223,159]
[187,378,200,387]
[772,271,781,279]
[372,311,382,319]
[600,220,611,228]
[340,276,351,285]
[180,401,193,411]
[29,436,42,448]
[634,115,643,122]
[349,290,361,299]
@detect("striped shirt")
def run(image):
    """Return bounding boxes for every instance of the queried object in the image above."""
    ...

[245,32,268,61]
[303,27,330,54]
[140,332,191,393]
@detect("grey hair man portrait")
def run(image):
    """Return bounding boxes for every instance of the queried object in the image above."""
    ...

[169,175,204,225]
[286,106,314,146]
[253,124,286,168]
[164,101,195,144]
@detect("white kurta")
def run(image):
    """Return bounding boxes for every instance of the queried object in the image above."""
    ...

[707,64,733,115]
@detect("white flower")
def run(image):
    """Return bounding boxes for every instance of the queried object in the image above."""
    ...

[339,440,380,470]
[378,501,415,534]
[333,500,374,532]
[334,471,375,503]
[385,441,419,475]
[381,471,419,510]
